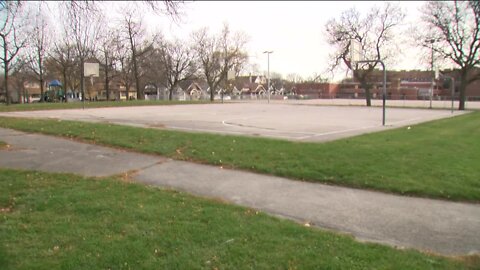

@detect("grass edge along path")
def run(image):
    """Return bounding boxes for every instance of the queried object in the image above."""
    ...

[0,100,210,112]
[0,112,479,202]
[0,168,478,269]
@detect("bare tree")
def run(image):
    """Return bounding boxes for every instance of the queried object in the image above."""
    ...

[192,24,249,101]
[117,43,135,100]
[97,27,122,101]
[121,9,156,100]
[25,2,50,102]
[157,39,197,100]
[142,0,184,20]
[47,42,80,100]
[325,3,405,106]
[0,1,28,104]
[62,1,101,101]
[10,57,33,103]
[286,73,303,83]
[417,1,480,110]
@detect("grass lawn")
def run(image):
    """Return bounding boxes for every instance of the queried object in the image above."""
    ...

[0,100,209,112]
[1,169,477,269]
[0,111,479,202]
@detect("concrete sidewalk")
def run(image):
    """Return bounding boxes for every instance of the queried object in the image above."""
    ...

[0,127,479,256]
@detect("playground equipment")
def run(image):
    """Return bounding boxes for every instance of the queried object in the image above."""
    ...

[43,80,65,102]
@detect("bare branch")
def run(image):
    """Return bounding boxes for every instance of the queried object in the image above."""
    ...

[418,1,480,109]
[324,3,404,106]
[192,24,249,101]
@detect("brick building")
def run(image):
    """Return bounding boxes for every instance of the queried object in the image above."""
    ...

[292,83,340,98]
[336,68,480,100]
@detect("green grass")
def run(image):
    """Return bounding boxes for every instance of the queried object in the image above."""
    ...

[0,100,210,112]
[0,112,479,202]
[1,169,476,269]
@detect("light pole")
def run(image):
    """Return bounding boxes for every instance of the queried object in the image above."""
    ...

[263,50,273,103]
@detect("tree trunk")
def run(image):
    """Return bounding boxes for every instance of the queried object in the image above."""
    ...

[80,58,85,101]
[105,74,110,101]
[130,45,143,101]
[105,68,110,101]
[39,74,44,103]
[458,70,467,110]
[104,52,110,101]
[209,83,215,102]
[62,72,68,101]
[3,43,10,105]
[39,52,45,103]
[360,80,372,106]
[40,78,44,103]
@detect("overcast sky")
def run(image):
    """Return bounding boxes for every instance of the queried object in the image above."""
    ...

[141,1,428,82]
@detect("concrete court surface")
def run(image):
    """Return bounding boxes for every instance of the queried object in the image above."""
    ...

[1,127,480,256]
[237,98,480,110]
[0,102,467,142]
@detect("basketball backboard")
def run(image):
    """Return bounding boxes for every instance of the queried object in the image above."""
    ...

[84,62,99,77]
[349,39,363,64]
[227,70,235,80]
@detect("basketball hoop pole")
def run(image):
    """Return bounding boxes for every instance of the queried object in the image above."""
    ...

[355,60,387,126]
[263,50,273,104]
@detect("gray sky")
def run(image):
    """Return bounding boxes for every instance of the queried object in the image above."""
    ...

[144,1,427,82]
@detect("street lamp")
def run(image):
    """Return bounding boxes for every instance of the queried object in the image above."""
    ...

[263,50,273,103]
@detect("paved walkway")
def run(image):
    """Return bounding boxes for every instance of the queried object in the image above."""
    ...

[0,127,479,256]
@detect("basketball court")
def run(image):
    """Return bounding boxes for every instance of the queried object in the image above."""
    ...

[0,101,467,142]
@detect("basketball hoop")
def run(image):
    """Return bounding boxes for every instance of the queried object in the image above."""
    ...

[82,62,99,109]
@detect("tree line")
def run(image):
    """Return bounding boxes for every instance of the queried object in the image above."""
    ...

[0,1,249,104]
[1,1,479,110]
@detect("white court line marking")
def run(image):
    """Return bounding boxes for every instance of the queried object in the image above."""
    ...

[295,125,382,140]
[222,114,454,141]
[222,118,316,136]
[297,114,455,140]
[223,117,380,140]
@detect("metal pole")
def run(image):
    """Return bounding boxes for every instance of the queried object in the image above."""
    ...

[267,53,270,103]
[81,61,85,110]
[263,51,273,103]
